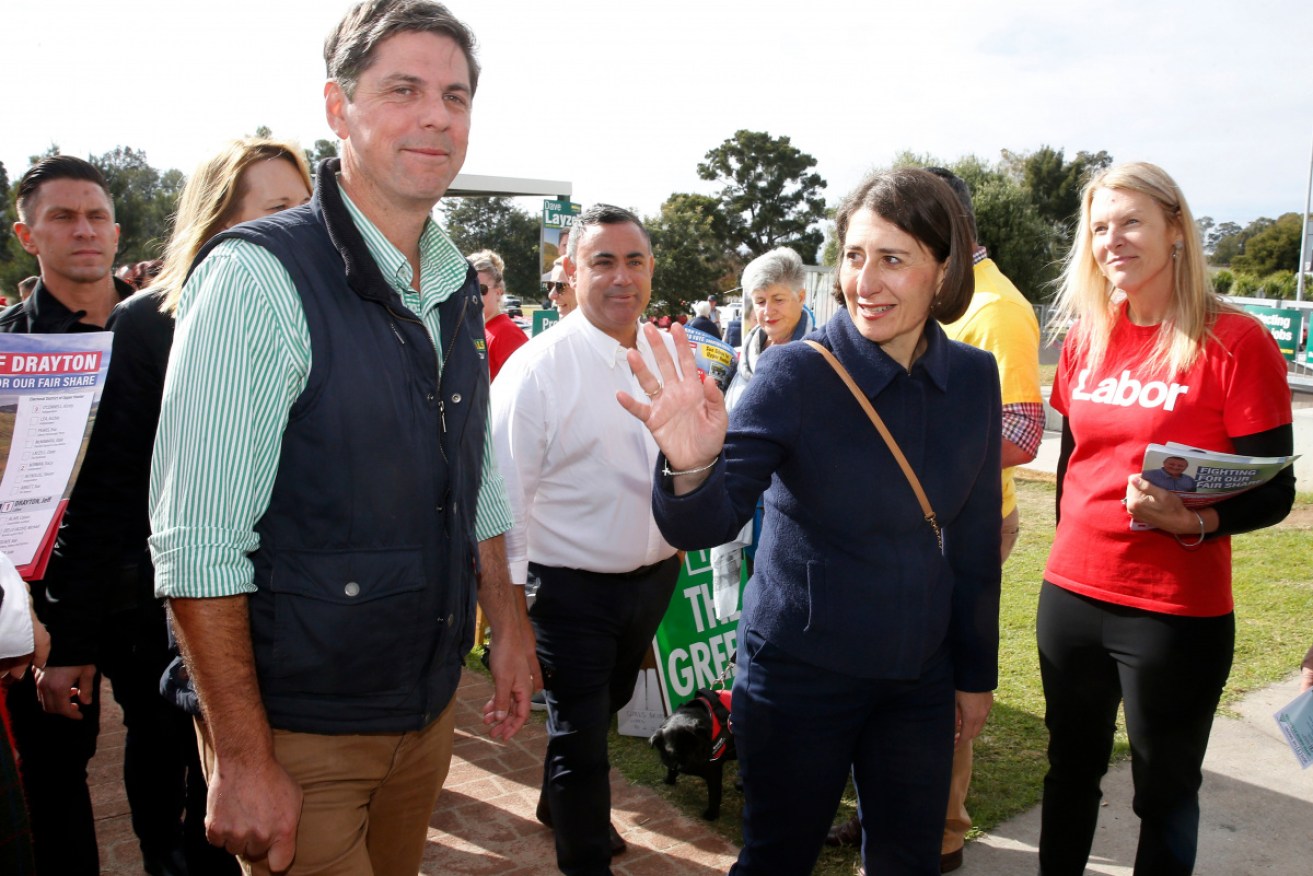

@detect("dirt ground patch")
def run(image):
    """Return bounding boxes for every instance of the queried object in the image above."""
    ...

[1280,502,1313,529]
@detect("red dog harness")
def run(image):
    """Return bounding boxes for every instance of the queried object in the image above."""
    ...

[694,689,734,762]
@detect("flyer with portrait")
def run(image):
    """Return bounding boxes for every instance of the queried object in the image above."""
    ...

[0,332,113,579]
[1140,442,1298,506]
[1131,442,1298,531]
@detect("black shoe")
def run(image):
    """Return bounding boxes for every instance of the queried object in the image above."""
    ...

[141,846,188,876]
[824,814,861,847]
[536,792,553,828]
[609,823,627,857]
[535,795,626,857]
[940,847,963,872]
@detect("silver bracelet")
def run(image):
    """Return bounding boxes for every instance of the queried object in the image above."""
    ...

[663,455,719,478]
[1174,510,1206,549]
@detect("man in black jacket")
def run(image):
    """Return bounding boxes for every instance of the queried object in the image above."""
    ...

[1,155,135,874]
[0,157,130,335]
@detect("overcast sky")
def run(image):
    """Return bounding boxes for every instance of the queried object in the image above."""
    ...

[4,0,1310,229]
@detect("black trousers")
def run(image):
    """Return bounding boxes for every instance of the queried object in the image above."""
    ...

[529,556,680,876]
[1036,580,1234,876]
[7,600,236,875]
[6,664,101,873]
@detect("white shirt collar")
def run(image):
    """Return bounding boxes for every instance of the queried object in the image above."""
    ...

[575,315,647,370]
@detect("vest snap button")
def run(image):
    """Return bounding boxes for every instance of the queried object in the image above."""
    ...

[426,392,435,403]
[344,581,361,597]
[447,613,455,626]
[435,504,443,513]
[451,393,462,404]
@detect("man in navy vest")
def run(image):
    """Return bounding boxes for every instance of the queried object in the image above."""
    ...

[148,3,535,874]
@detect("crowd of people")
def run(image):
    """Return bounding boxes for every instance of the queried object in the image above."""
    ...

[0,2,1304,876]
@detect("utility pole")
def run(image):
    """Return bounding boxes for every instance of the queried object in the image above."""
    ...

[1299,132,1312,302]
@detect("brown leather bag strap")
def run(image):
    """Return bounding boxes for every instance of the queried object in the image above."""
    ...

[804,340,942,551]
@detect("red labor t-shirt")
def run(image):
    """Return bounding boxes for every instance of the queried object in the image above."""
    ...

[1045,307,1290,617]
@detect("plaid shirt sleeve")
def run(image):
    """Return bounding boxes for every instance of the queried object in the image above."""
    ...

[1002,401,1045,457]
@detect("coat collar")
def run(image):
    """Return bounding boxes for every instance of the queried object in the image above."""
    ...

[313,158,399,309]
[312,158,478,322]
[820,306,952,397]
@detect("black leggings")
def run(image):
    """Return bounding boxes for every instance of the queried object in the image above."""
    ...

[1036,581,1234,876]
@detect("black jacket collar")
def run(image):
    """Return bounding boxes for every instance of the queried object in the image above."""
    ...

[311,157,404,309]
[0,276,133,333]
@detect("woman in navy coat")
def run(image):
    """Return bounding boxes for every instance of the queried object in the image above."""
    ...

[619,168,1002,875]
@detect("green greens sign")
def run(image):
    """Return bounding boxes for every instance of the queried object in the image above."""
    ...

[652,550,745,711]
[532,309,560,336]
[1243,304,1304,361]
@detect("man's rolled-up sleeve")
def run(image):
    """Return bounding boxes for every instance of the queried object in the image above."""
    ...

[474,422,513,542]
[149,242,308,600]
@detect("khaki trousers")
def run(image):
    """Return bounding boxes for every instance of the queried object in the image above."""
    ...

[942,506,1020,854]
[198,698,457,875]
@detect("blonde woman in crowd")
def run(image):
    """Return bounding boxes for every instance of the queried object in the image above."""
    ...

[1037,161,1294,875]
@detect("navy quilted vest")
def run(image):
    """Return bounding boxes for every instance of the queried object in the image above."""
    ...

[193,162,488,733]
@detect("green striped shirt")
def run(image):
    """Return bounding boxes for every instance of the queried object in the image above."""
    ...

[149,186,511,599]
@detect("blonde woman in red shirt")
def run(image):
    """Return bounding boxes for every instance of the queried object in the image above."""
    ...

[1038,162,1294,875]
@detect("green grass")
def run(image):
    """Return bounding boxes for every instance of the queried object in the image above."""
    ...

[604,480,1313,875]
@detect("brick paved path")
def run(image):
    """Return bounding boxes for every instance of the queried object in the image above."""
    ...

[92,672,739,874]
[88,691,141,873]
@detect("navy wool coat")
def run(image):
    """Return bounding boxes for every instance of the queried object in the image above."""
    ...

[653,307,1002,691]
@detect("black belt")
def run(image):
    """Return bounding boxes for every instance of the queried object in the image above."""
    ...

[612,559,671,579]
[529,556,674,581]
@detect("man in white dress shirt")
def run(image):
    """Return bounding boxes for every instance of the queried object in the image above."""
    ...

[490,203,681,876]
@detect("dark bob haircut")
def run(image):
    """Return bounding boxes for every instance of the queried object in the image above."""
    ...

[831,168,974,325]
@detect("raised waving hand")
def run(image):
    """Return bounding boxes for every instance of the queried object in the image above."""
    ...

[617,323,728,492]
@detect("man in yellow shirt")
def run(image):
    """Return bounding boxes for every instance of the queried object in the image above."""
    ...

[933,167,1044,870]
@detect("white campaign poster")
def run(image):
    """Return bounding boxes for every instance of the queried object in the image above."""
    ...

[0,333,113,575]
